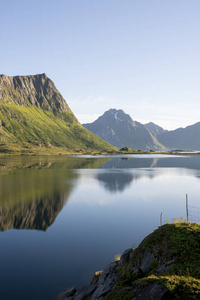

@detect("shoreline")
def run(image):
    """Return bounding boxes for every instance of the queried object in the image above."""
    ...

[55,222,200,300]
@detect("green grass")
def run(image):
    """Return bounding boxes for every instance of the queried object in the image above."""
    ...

[0,104,117,154]
[138,275,200,299]
[105,222,200,300]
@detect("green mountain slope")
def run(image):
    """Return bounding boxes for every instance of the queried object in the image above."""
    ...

[0,74,115,154]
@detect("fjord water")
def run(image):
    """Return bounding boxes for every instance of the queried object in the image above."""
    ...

[1,155,200,300]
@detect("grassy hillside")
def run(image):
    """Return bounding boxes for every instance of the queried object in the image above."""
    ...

[0,74,116,155]
[0,104,116,154]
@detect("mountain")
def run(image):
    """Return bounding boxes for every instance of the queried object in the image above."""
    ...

[83,109,165,150]
[145,121,200,151]
[144,122,166,135]
[157,122,200,150]
[0,74,115,154]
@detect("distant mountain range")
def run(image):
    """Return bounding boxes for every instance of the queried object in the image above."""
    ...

[1,74,199,152]
[83,109,200,151]
[0,74,115,154]
[83,109,165,150]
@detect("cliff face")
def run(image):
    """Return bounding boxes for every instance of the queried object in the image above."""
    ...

[0,73,74,116]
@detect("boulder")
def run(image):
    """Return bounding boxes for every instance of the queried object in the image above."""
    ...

[90,261,119,299]
[140,251,154,273]
[133,283,169,300]
[119,248,133,264]
[91,271,103,285]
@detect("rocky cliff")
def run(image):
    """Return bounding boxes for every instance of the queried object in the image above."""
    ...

[144,122,166,136]
[0,73,75,116]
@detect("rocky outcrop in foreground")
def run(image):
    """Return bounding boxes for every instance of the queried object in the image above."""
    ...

[56,249,170,300]
[56,222,200,299]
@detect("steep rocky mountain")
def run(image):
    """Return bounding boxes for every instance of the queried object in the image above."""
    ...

[83,109,165,150]
[0,73,73,114]
[0,74,115,154]
[157,122,200,150]
[144,122,166,135]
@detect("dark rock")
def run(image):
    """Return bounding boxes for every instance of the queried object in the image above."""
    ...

[157,259,175,273]
[91,261,119,299]
[140,251,154,273]
[55,286,76,300]
[91,271,103,285]
[157,264,173,273]
[74,285,96,300]
[132,266,139,275]
[133,283,170,300]
[119,248,133,264]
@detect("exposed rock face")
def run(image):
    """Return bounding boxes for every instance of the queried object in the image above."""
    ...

[83,109,165,150]
[157,122,200,150]
[57,223,200,299]
[56,261,119,300]
[84,108,200,151]
[144,122,166,136]
[0,73,75,116]
[132,283,169,300]
[140,251,154,273]
[56,246,171,300]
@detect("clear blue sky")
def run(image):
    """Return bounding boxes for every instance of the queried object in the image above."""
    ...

[1,0,200,130]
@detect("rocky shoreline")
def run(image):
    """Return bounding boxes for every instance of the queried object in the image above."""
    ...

[55,222,200,299]
[55,246,173,300]
[55,228,177,300]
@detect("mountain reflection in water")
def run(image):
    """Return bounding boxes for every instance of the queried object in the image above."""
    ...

[97,170,156,193]
[0,156,110,231]
[1,155,200,231]
[96,155,200,192]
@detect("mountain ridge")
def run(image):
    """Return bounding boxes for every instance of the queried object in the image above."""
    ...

[0,73,73,114]
[83,109,200,151]
[83,109,165,150]
[144,121,167,135]
[157,121,200,150]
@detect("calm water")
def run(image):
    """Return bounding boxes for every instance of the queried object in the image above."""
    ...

[1,154,200,300]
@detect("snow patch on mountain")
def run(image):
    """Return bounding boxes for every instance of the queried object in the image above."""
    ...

[111,111,123,122]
